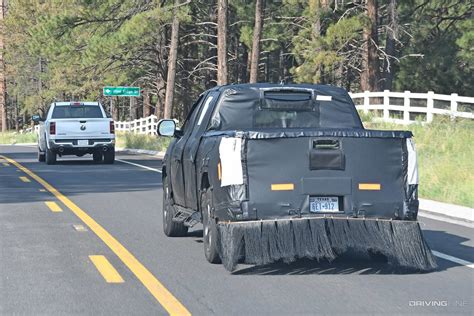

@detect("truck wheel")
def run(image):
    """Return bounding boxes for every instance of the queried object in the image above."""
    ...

[201,189,221,264]
[93,152,103,163]
[38,149,45,162]
[162,176,188,237]
[45,148,56,165]
[103,149,115,164]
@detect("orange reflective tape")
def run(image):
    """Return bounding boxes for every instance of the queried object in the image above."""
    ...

[358,183,381,191]
[271,183,295,191]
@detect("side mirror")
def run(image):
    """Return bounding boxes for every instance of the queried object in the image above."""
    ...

[157,119,177,137]
[32,115,43,123]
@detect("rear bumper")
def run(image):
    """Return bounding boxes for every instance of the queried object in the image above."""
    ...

[214,197,419,223]
[48,138,115,153]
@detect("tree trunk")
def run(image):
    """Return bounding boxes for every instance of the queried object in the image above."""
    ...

[249,0,264,83]
[311,0,329,83]
[361,0,379,91]
[15,94,19,131]
[129,97,137,120]
[111,97,119,121]
[0,0,6,132]
[163,0,180,119]
[217,0,228,85]
[143,90,151,117]
[382,0,397,90]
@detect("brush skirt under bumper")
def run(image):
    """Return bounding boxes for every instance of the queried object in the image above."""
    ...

[217,217,437,272]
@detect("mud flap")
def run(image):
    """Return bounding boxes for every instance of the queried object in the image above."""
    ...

[217,217,437,272]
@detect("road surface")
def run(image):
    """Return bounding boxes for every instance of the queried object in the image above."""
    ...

[0,145,472,315]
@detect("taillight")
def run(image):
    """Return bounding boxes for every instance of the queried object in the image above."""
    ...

[110,121,115,134]
[50,122,56,135]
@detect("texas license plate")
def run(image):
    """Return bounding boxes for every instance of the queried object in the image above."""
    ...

[78,140,88,146]
[309,197,339,213]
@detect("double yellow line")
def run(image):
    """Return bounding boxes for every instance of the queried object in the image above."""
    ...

[0,155,191,316]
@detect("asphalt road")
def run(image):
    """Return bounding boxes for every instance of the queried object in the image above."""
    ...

[0,145,472,315]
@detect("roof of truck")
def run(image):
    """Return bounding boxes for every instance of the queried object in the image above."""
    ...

[53,102,100,106]
[209,83,349,94]
[206,83,363,131]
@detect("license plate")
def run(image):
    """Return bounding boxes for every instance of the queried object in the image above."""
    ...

[78,140,88,146]
[310,197,339,213]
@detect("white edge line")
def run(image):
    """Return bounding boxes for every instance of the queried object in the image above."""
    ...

[116,159,162,173]
[419,212,473,228]
[432,250,474,269]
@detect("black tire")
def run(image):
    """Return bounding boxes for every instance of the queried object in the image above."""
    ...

[103,149,115,164]
[45,147,56,165]
[201,189,221,264]
[162,176,188,237]
[93,151,103,163]
[38,149,45,162]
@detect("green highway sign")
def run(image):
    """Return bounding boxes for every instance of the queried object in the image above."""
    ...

[103,86,140,97]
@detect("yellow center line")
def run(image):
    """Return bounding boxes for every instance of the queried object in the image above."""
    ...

[19,176,31,183]
[89,255,124,283]
[1,155,191,316]
[45,201,63,213]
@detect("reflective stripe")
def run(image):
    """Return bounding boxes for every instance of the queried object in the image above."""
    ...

[358,183,381,191]
[271,183,295,191]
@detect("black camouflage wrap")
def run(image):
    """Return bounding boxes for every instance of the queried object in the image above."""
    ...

[163,83,430,272]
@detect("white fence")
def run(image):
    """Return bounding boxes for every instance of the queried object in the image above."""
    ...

[115,115,159,135]
[112,91,474,134]
[349,90,474,125]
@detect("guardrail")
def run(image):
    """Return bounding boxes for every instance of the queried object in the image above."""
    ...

[349,90,474,124]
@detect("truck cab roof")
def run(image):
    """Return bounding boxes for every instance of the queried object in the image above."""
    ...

[53,101,100,106]
[204,83,363,131]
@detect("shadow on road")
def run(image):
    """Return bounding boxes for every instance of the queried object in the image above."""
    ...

[225,229,472,275]
[232,253,454,276]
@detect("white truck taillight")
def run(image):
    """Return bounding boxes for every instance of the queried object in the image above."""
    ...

[50,122,56,135]
[110,121,115,134]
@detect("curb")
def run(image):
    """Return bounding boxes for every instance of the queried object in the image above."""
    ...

[116,147,165,159]
[419,199,473,228]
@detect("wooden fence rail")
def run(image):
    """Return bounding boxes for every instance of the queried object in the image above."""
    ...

[349,90,474,125]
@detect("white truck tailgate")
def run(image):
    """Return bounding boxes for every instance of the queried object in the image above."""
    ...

[54,118,111,137]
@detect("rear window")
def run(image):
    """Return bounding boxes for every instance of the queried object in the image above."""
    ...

[52,105,103,119]
[255,91,319,128]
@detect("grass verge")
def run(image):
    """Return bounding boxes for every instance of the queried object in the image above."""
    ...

[0,132,37,144]
[115,132,171,152]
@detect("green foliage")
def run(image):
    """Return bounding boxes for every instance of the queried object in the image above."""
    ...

[3,0,473,128]
[393,0,473,95]
[293,14,364,84]
[456,18,474,68]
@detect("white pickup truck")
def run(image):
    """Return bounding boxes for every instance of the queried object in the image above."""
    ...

[33,101,115,165]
